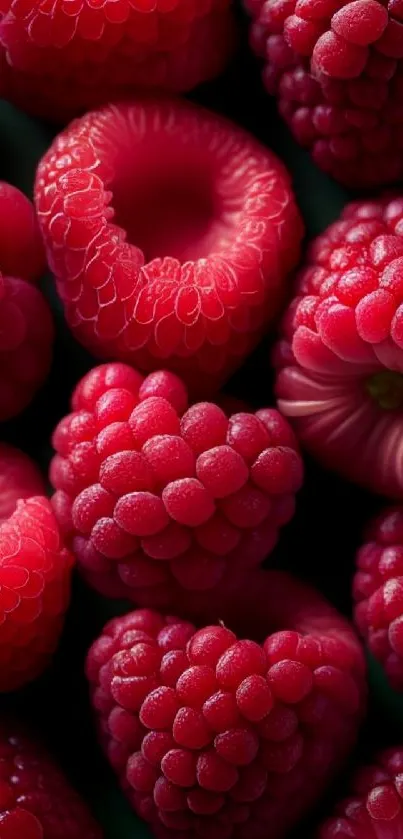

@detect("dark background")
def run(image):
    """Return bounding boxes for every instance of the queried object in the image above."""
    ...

[0,4,399,835]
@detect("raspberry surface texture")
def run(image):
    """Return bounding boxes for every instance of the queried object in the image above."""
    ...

[86,569,365,839]
[0,0,234,122]
[0,443,45,521]
[35,98,303,396]
[319,746,403,839]
[0,720,101,837]
[0,496,73,691]
[0,182,44,283]
[275,195,403,499]
[0,273,53,420]
[246,0,403,187]
[50,362,303,612]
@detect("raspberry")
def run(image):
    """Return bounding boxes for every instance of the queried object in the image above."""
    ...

[246,0,403,187]
[275,195,403,499]
[0,443,45,521]
[50,362,303,612]
[35,98,303,397]
[0,494,73,691]
[0,721,101,837]
[0,274,53,420]
[319,746,403,839]
[353,505,403,690]
[0,0,235,122]
[86,569,365,839]
[0,182,44,283]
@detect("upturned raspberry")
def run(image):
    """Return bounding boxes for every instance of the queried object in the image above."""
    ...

[86,569,365,839]
[275,195,403,499]
[35,98,303,397]
[246,0,403,187]
[50,362,303,612]
[319,746,403,839]
[0,720,101,837]
[0,442,45,521]
[0,0,235,122]
[0,182,44,283]
[353,505,403,690]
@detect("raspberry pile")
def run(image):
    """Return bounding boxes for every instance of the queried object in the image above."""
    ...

[35,97,303,396]
[86,569,365,839]
[0,721,101,838]
[319,746,403,839]
[0,442,45,521]
[275,194,403,499]
[50,362,303,612]
[246,0,403,187]
[0,0,234,122]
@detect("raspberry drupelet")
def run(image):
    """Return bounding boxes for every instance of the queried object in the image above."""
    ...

[0,442,45,521]
[50,362,303,612]
[275,194,403,500]
[0,0,234,122]
[0,182,45,284]
[0,720,101,838]
[319,746,403,839]
[35,98,303,397]
[86,568,366,839]
[246,0,403,187]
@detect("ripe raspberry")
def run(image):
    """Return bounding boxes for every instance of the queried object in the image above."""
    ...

[35,98,303,396]
[246,0,403,187]
[86,569,365,839]
[0,720,101,837]
[0,443,45,521]
[0,496,73,691]
[0,273,53,420]
[0,182,45,283]
[50,362,303,612]
[319,746,403,839]
[0,1,234,122]
[275,195,403,500]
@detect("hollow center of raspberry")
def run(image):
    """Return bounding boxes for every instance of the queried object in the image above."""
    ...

[366,371,403,410]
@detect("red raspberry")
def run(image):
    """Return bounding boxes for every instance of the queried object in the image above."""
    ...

[50,362,303,612]
[0,273,53,420]
[246,0,403,187]
[0,443,45,521]
[353,505,403,690]
[0,720,101,838]
[275,195,403,499]
[35,98,303,397]
[0,182,45,284]
[0,1,234,122]
[86,569,365,839]
[319,746,403,839]
[0,494,73,691]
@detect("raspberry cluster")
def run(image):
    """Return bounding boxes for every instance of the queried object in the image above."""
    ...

[275,194,403,499]
[87,570,365,839]
[35,98,303,396]
[0,0,234,122]
[50,363,303,612]
[246,0,403,187]
[319,747,403,839]
[0,721,101,838]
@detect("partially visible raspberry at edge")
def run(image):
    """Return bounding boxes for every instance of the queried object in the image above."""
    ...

[0,442,45,521]
[35,97,303,397]
[246,0,403,187]
[275,194,403,499]
[50,362,303,613]
[0,182,45,283]
[87,569,365,839]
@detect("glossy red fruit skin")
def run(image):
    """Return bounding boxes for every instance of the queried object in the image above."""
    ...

[86,569,366,839]
[50,362,303,613]
[0,182,45,283]
[0,0,235,122]
[0,720,101,838]
[319,746,403,839]
[0,442,45,521]
[275,195,403,500]
[35,97,303,397]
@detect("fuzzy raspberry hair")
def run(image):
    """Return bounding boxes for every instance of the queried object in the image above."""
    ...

[50,362,303,613]
[0,442,45,521]
[87,569,366,839]
[0,0,234,122]
[246,0,403,187]
[275,194,403,500]
[0,720,101,838]
[319,746,403,839]
[35,98,303,397]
